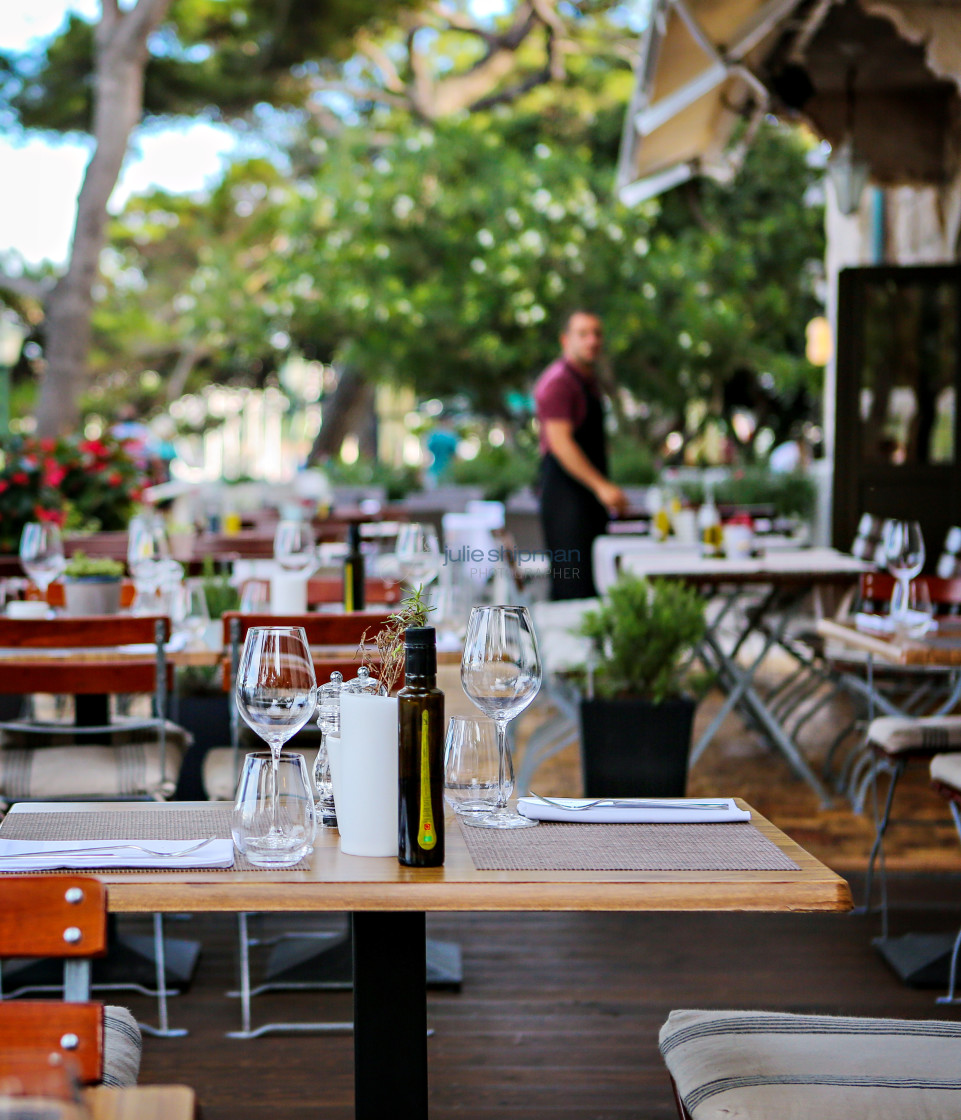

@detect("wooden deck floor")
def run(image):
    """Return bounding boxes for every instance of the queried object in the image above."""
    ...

[127,674,961,1118]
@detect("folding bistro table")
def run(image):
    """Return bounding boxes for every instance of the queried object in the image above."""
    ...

[0,800,851,1120]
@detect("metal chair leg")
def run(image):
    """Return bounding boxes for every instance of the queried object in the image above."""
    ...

[859,752,904,940]
[138,912,188,1038]
[937,802,961,1006]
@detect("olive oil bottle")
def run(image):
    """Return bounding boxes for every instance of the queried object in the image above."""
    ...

[397,626,445,867]
[343,522,365,612]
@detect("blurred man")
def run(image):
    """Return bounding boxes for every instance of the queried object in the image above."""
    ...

[534,311,628,599]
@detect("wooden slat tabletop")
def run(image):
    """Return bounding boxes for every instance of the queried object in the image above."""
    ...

[818,617,961,667]
[83,1085,196,1120]
[6,800,851,915]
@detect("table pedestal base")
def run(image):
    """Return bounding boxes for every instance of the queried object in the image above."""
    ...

[874,932,957,988]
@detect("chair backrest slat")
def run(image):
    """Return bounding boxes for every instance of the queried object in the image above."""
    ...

[859,572,961,612]
[221,611,392,648]
[0,1004,104,1083]
[0,615,169,649]
[0,876,107,958]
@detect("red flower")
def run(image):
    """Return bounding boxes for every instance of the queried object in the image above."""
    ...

[34,506,64,525]
[0,481,8,494]
[38,438,57,453]
[42,461,67,488]
[79,439,108,457]
[107,471,122,486]
[11,472,28,486]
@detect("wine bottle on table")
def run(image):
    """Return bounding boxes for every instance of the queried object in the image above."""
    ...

[343,523,365,612]
[398,626,445,867]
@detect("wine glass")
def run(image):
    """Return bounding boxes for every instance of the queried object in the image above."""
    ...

[18,522,65,596]
[127,512,170,610]
[273,519,317,575]
[883,520,925,623]
[460,605,542,829]
[171,578,211,649]
[395,523,441,590]
[235,626,318,861]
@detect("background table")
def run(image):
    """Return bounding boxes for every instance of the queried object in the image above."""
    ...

[2,800,850,1120]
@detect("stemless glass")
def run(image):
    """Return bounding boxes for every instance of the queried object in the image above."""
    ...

[883,520,925,622]
[19,522,65,595]
[444,715,500,814]
[232,752,317,867]
[273,519,317,575]
[234,626,318,863]
[460,605,542,829]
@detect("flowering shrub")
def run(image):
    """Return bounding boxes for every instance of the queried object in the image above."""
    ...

[0,435,146,552]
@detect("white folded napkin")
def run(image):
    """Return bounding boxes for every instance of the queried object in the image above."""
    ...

[855,611,937,635]
[0,837,234,870]
[516,797,751,824]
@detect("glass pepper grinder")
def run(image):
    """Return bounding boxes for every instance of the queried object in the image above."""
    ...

[313,671,343,828]
[343,665,387,697]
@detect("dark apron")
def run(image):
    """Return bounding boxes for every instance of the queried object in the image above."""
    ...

[539,375,609,600]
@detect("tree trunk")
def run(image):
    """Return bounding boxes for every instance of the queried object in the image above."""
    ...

[307,365,375,463]
[35,0,172,437]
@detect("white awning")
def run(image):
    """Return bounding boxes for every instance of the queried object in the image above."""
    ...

[616,0,805,204]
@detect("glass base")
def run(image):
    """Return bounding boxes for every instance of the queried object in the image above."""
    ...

[236,836,313,867]
[462,807,538,830]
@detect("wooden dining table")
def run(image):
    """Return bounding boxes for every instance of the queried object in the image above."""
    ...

[0,799,850,1120]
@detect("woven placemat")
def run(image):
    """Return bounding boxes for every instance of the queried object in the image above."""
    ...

[0,806,310,872]
[458,819,800,872]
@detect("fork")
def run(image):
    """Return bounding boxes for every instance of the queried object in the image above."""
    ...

[0,838,220,859]
[527,791,729,811]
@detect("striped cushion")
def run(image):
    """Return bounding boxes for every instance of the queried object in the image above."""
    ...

[102,1005,142,1087]
[660,1009,961,1120]
[0,741,185,801]
[868,716,961,756]
[931,752,961,791]
[203,745,320,801]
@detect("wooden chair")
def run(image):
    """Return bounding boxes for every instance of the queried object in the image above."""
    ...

[0,616,193,1039]
[0,876,141,1088]
[660,1008,961,1120]
[0,615,181,804]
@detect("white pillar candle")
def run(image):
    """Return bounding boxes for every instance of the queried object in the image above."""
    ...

[334,692,399,858]
[270,572,308,614]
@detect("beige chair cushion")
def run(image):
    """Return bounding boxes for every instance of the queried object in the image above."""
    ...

[660,1009,961,1120]
[931,751,961,790]
[203,745,320,801]
[101,1005,142,1087]
[0,722,189,801]
[867,716,961,756]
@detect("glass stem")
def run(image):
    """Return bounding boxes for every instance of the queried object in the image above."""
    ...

[495,720,509,810]
[269,743,281,835]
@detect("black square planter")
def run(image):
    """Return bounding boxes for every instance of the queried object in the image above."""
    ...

[578,695,695,798]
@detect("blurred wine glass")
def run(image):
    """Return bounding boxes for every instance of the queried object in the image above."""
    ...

[172,579,211,649]
[127,512,170,611]
[395,522,441,590]
[883,520,925,623]
[273,519,317,576]
[18,522,65,596]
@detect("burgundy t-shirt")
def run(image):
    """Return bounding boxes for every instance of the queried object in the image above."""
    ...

[533,359,599,455]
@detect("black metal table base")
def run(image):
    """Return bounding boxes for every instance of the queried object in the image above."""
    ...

[874,932,958,988]
[354,912,428,1120]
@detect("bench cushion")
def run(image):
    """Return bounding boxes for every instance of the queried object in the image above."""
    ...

[931,751,961,790]
[867,716,961,756]
[660,1009,961,1120]
[102,1005,142,1087]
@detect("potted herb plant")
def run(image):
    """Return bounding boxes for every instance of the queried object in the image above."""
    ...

[577,574,706,797]
[62,552,125,615]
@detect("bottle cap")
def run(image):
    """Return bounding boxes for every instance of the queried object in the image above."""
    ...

[404,626,436,676]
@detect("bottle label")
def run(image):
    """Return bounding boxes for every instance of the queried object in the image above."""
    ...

[344,560,354,612]
[416,709,436,850]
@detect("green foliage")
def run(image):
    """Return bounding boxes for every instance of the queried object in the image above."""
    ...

[1,0,421,133]
[608,433,658,486]
[322,458,421,501]
[578,575,706,702]
[63,552,124,580]
[679,469,817,519]
[198,556,239,619]
[450,442,538,501]
[0,435,145,553]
